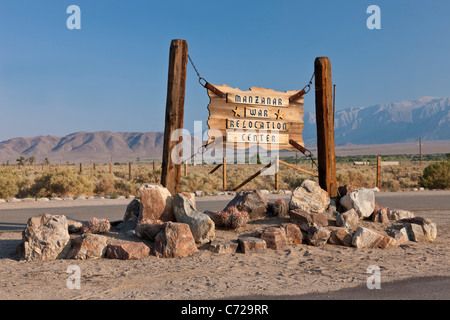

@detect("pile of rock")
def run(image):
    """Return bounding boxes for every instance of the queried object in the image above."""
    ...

[15,180,438,262]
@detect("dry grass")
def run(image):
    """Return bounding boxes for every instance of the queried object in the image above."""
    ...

[0,160,435,199]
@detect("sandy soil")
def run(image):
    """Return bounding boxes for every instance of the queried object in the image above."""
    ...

[0,197,448,300]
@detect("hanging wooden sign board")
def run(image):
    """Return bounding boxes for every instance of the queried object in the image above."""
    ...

[206,85,304,150]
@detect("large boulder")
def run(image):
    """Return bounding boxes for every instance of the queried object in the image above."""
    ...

[238,237,267,253]
[401,217,437,242]
[327,227,353,247]
[19,213,71,261]
[352,227,397,249]
[289,180,330,214]
[335,209,359,231]
[154,222,198,258]
[259,227,288,250]
[105,242,151,260]
[305,226,330,247]
[340,189,375,219]
[289,209,328,232]
[173,193,215,244]
[138,183,174,222]
[387,208,414,221]
[67,233,109,260]
[224,190,270,221]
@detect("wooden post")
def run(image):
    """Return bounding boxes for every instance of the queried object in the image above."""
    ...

[314,57,338,197]
[129,162,132,181]
[41,163,44,171]
[93,163,96,171]
[109,162,112,175]
[184,162,188,177]
[223,157,227,191]
[275,156,279,191]
[153,160,156,172]
[79,163,82,174]
[161,39,188,195]
[377,156,381,189]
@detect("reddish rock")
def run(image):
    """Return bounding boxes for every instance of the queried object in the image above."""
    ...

[281,223,302,245]
[67,234,109,260]
[352,227,397,249]
[336,209,359,231]
[260,227,288,250]
[105,242,151,260]
[138,183,174,222]
[305,226,330,247]
[372,206,389,223]
[327,226,353,247]
[238,237,267,253]
[290,209,327,231]
[224,190,270,221]
[208,240,239,254]
[154,222,198,258]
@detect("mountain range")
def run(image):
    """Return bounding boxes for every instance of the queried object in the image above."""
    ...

[0,96,448,163]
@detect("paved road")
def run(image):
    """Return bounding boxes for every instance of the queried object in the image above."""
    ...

[0,191,448,232]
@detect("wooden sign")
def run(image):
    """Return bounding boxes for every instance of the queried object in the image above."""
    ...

[207,85,304,150]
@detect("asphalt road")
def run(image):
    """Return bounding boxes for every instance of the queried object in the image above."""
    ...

[0,191,449,232]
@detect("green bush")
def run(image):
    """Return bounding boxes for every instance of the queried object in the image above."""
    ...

[0,168,20,198]
[31,169,95,197]
[420,161,450,189]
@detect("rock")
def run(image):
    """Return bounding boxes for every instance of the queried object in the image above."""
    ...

[372,206,389,223]
[336,209,359,231]
[259,227,288,250]
[154,222,198,258]
[136,219,165,241]
[281,223,302,244]
[289,209,328,231]
[327,227,353,247]
[123,199,141,223]
[387,226,409,245]
[337,185,356,198]
[181,192,196,209]
[289,180,330,214]
[208,240,239,254]
[67,219,84,233]
[173,193,215,244]
[340,189,375,218]
[305,226,330,247]
[20,213,71,261]
[238,237,267,253]
[401,217,437,242]
[81,217,110,234]
[352,227,397,249]
[67,234,109,260]
[387,208,414,221]
[138,183,174,222]
[194,190,203,197]
[105,242,151,260]
[224,189,270,221]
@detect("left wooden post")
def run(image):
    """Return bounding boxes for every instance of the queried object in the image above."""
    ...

[161,39,188,195]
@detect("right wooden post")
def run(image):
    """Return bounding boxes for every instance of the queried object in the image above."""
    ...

[314,57,338,197]
[377,156,382,189]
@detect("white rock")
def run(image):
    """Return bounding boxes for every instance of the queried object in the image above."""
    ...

[340,188,375,218]
[289,180,330,214]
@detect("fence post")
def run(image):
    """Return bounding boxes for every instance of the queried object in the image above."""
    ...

[377,156,381,189]
[161,39,188,195]
[275,156,279,191]
[129,162,132,181]
[80,163,82,174]
[223,157,227,191]
[314,57,338,197]
[109,162,112,175]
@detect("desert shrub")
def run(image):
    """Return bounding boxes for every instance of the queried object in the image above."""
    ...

[94,174,116,195]
[81,217,111,234]
[31,169,95,197]
[212,206,249,230]
[420,161,450,189]
[0,168,20,198]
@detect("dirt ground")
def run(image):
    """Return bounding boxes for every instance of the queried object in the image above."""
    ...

[0,200,448,300]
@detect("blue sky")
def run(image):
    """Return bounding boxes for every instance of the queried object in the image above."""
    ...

[0,0,449,141]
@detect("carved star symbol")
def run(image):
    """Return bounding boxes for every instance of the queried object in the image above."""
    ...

[233,106,241,117]
[275,109,284,120]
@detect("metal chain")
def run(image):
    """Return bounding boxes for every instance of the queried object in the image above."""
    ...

[302,71,315,94]
[188,54,208,88]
